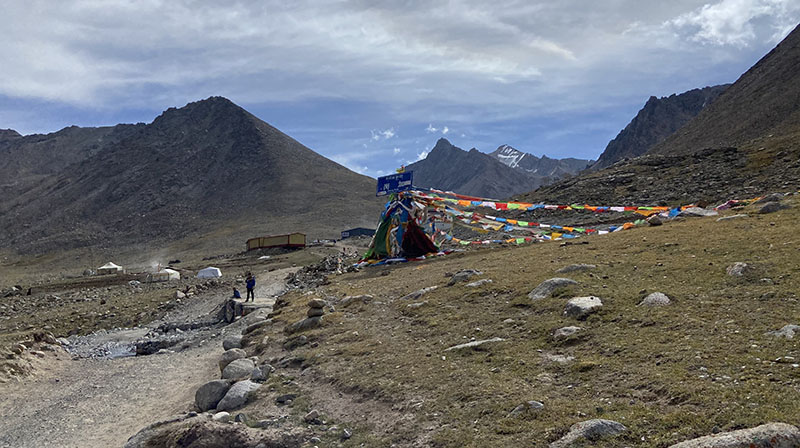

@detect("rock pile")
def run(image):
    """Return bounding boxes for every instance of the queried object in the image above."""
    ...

[284,299,324,334]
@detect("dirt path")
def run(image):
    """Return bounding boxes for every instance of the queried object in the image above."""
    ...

[0,268,296,448]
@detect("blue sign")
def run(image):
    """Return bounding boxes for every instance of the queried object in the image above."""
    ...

[376,171,413,196]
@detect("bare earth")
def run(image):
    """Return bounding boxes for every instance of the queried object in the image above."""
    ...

[0,268,292,448]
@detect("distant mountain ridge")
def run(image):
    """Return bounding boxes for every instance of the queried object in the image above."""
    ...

[407,139,590,199]
[0,97,382,255]
[490,144,591,177]
[590,84,729,170]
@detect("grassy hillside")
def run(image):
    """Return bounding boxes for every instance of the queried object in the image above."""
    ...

[245,196,799,447]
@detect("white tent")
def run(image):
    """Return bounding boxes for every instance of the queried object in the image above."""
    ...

[197,267,222,279]
[97,262,124,275]
[147,268,180,282]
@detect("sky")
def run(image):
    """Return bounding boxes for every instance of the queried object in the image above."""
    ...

[1,1,799,178]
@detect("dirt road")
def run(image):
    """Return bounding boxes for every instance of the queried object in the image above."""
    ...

[0,268,295,448]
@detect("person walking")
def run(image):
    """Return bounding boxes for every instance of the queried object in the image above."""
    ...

[245,274,255,302]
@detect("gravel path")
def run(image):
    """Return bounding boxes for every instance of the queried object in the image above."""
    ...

[0,267,295,448]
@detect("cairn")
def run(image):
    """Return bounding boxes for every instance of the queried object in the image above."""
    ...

[307,299,325,317]
[285,299,326,334]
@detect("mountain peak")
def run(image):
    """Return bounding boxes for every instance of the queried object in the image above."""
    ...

[0,129,22,140]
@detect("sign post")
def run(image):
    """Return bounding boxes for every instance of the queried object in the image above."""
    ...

[376,171,413,196]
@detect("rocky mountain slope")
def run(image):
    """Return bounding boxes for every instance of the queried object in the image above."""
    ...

[590,85,729,170]
[519,24,800,205]
[407,139,585,199]
[0,97,382,255]
[490,144,591,177]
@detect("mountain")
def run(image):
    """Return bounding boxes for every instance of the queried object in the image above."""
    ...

[518,24,800,205]
[405,138,552,199]
[490,144,591,177]
[0,97,382,255]
[590,85,729,170]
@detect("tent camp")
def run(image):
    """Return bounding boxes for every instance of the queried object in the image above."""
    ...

[197,267,222,279]
[147,268,180,282]
[97,262,124,275]
[364,192,438,260]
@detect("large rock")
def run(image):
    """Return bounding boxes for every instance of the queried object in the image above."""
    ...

[759,202,789,214]
[528,278,578,301]
[668,422,800,448]
[766,324,800,339]
[222,358,256,380]
[284,316,322,334]
[222,335,242,350]
[195,379,234,411]
[556,264,596,274]
[550,419,627,447]
[553,326,582,341]
[564,296,603,319]
[448,269,482,286]
[639,292,671,307]
[218,348,246,372]
[307,298,326,309]
[216,380,261,411]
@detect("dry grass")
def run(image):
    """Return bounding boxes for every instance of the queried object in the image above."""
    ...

[257,196,800,447]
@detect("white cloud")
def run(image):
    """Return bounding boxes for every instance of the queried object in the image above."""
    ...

[425,124,438,133]
[416,150,429,161]
[370,130,381,141]
[393,147,401,154]
[442,126,449,135]
[381,127,395,139]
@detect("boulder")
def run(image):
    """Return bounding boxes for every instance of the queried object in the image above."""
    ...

[639,292,671,307]
[175,291,186,300]
[647,215,663,226]
[550,419,627,447]
[668,422,800,448]
[216,380,261,411]
[307,307,324,317]
[400,286,438,300]
[243,319,271,335]
[555,264,596,274]
[528,278,578,301]
[211,412,230,422]
[448,269,483,286]
[507,400,544,417]
[553,326,582,341]
[759,202,789,214]
[766,324,800,339]
[218,348,246,372]
[222,358,256,380]
[564,296,603,319]
[195,379,233,411]
[222,335,242,351]
[755,193,785,204]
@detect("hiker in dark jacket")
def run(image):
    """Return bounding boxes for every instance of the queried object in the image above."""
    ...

[232,288,241,299]
[245,275,255,302]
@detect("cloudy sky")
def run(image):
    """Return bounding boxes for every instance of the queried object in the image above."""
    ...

[2,1,798,177]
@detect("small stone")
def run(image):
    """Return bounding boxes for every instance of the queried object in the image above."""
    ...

[553,326,582,341]
[528,278,578,301]
[11,344,25,355]
[448,269,483,286]
[406,301,428,308]
[175,291,186,300]
[465,279,493,287]
[251,366,269,382]
[276,393,297,404]
[716,214,749,222]
[342,428,352,440]
[212,411,231,422]
[304,410,321,423]
[555,264,596,274]
[341,295,374,307]
[726,262,752,277]
[507,400,544,417]
[399,286,438,300]
[444,337,505,351]
[564,296,603,320]
[639,292,671,307]
[234,413,248,423]
[549,419,627,447]
[307,307,324,317]
[283,335,308,351]
[647,215,662,226]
